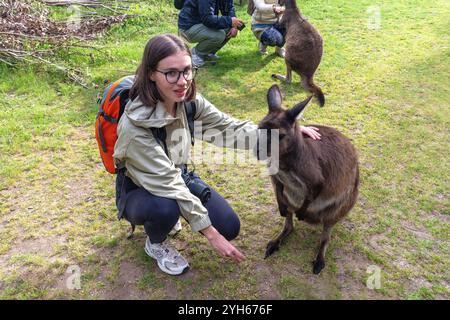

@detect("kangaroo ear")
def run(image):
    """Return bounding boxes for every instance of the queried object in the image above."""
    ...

[267,84,283,112]
[286,95,313,122]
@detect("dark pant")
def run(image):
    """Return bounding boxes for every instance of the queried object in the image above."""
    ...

[260,25,286,47]
[116,171,240,244]
[179,24,229,56]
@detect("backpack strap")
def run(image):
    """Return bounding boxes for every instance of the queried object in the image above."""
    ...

[119,89,130,118]
[151,127,169,155]
[185,100,197,146]
[151,101,197,156]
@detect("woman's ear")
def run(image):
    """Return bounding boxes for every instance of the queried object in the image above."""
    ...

[149,72,156,82]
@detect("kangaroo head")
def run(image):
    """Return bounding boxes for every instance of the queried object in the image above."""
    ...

[256,85,313,159]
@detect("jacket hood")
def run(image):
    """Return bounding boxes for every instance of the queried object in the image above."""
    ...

[124,98,181,129]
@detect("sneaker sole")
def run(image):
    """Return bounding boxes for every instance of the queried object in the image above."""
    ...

[168,229,181,237]
[144,245,190,276]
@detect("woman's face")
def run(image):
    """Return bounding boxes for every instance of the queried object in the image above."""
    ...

[150,51,193,108]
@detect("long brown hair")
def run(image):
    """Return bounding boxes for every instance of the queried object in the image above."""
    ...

[130,34,196,107]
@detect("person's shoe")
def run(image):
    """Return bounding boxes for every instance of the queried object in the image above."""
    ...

[206,53,220,61]
[275,46,285,58]
[259,42,268,55]
[145,237,190,275]
[168,218,182,237]
[191,48,205,68]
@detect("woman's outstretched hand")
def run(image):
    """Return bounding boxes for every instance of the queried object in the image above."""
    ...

[201,226,246,263]
[300,126,321,140]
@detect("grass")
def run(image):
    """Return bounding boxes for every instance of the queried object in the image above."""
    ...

[0,0,449,299]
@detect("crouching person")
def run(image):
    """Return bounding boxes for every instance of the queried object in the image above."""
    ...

[113,34,255,275]
[251,0,286,57]
[178,0,244,67]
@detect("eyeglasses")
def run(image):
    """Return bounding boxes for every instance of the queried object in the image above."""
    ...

[155,67,197,84]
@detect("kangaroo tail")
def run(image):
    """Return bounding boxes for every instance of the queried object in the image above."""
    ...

[302,77,325,107]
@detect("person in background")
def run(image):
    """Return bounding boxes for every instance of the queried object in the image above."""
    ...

[251,0,286,57]
[178,0,245,67]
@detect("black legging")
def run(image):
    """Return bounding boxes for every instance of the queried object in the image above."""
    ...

[116,172,240,244]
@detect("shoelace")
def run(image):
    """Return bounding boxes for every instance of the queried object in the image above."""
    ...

[158,242,180,261]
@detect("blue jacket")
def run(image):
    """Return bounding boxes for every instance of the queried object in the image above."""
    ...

[178,0,236,31]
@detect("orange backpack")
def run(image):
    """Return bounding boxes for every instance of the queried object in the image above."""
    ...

[95,76,135,174]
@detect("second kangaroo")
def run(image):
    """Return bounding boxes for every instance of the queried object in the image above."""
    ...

[272,0,325,106]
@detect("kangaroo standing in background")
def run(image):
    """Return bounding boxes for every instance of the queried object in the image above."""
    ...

[272,0,325,106]
[256,85,359,274]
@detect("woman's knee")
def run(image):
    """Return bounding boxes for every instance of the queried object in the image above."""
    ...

[261,28,284,47]
[204,189,241,241]
[212,207,241,241]
[223,215,240,241]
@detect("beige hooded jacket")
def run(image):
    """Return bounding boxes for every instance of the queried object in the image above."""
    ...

[251,0,284,39]
[113,93,258,232]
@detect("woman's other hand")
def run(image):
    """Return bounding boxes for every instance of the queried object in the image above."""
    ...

[201,226,246,263]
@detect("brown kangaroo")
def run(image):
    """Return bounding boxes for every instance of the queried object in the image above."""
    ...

[257,85,359,274]
[272,0,325,106]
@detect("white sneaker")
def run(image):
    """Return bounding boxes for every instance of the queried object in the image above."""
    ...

[168,218,182,236]
[259,42,268,55]
[144,237,189,275]
[275,46,285,58]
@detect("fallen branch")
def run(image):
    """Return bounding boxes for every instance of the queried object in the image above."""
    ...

[0,0,140,87]
[39,0,101,6]
[30,55,89,88]
[0,57,15,66]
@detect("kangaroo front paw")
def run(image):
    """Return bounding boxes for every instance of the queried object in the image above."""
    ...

[265,240,280,259]
[312,259,325,274]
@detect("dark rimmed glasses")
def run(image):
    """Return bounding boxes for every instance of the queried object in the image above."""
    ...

[155,67,197,84]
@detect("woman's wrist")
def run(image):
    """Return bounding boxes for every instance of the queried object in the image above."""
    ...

[201,225,219,241]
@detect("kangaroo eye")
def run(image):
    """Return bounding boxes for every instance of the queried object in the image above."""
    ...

[279,134,286,140]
